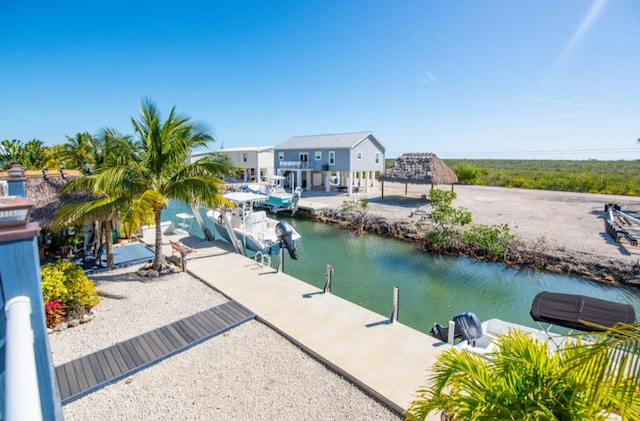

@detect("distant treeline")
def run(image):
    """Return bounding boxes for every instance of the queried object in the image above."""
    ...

[386,159,640,196]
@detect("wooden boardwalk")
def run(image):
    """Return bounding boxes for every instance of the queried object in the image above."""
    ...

[55,300,255,404]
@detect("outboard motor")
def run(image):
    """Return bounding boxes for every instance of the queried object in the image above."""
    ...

[430,312,483,346]
[275,221,298,260]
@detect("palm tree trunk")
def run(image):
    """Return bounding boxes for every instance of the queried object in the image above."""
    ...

[153,209,164,270]
[105,219,114,268]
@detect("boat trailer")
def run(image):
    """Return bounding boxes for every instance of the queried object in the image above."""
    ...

[604,203,640,246]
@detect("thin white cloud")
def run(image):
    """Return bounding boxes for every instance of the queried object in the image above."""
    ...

[541,0,608,88]
[563,0,608,56]
[421,72,438,85]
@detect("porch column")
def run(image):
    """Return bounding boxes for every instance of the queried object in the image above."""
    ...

[306,171,311,190]
[365,171,370,193]
[348,172,353,196]
[325,173,331,193]
[296,170,302,190]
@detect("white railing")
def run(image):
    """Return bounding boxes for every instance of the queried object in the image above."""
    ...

[4,296,43,421]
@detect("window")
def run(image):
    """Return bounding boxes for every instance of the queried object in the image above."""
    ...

[328,151,335,165]
[278,152,284,161]
[356,151,363,160]
[315,151,322,161]
[375,152,380,165]
[243,153,248,162]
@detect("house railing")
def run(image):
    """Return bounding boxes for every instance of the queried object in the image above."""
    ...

[4,296,43,421]
[278,161,330,171]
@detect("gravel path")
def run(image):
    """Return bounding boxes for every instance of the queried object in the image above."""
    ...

[49,267,401,420]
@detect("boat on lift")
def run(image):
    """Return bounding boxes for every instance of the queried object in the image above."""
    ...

[243,175,302,214]
[206,192,301,256]
[430,291,636,355]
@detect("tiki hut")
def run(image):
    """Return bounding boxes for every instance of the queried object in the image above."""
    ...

[16,170,87,230]
[25,172,91,231]
[379,153,458,198]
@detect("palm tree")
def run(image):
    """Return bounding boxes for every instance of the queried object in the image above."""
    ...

[55,98,232,270]
[407,326,640,420]
[563,322,640,420]
[58,132,100,173]
[0,139,25,169]
[407,331,605,420]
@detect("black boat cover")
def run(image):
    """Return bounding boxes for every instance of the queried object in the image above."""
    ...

[530,291,636,332]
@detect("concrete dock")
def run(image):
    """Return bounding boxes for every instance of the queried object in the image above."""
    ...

[165,235,446,415]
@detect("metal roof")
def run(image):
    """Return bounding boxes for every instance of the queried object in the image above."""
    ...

[275,132,381,150]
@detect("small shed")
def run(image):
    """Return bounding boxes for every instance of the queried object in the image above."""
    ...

[379,153,458,198]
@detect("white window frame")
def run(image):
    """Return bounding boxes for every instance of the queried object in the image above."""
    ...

[328,151,335,166]
[356,151,363,161]
[315,151,322,161]
[375,152,380,165]
[278,152,284,161]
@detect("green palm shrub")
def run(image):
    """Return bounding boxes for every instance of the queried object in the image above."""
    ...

[41,260,100,327]
[407,330,612,420]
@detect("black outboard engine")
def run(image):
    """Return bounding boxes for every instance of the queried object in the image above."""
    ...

[275,221,299,260]
[430,312,483,346]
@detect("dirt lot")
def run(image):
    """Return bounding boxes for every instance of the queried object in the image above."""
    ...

[301,183,640,283]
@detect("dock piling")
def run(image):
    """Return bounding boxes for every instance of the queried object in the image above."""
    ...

[389,286,399,324]
[324,264,334,293]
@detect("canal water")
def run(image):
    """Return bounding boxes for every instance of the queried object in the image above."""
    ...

[166,201,640,335]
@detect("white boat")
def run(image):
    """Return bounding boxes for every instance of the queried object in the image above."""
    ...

[243,175,302,214]
[431,292,636,355]
[206,192,301,256]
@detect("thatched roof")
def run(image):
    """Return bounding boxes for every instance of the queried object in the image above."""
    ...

[379,153,458,185]
[23,171,92,229]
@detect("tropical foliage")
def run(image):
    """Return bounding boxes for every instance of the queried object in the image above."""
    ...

[40,260,100,328]
[420,188,513,260]
[407,326,640,420]
[0,138,52,170]
[54,98,233,270]
[445,159,640,196]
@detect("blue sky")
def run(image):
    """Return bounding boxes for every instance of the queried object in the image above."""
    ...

[1,0,639,160]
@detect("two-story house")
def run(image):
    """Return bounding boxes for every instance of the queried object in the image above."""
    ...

[191,146,275,182]
[273,132,385,195]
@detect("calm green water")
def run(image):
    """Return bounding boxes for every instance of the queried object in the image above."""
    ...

[166,201,640,334]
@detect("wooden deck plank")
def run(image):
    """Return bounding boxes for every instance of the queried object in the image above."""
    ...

[157,325,182,350]
[55,366,71,400]
[147,329,172,355]
[87,353,107,385]
[56,301,255,405]
[71,359,89,392]
[201,306,232,329]
[63,362,80,398]
[103,346,128,376]
[191,310,219,332]
[94,349,114,380]
[79,356,98,390]
[182,314,210,337]
[135,333,164,361]
[199,309,229,331]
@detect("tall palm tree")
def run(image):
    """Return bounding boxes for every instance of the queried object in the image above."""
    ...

[54,98,232,270]
[122,99,232,269]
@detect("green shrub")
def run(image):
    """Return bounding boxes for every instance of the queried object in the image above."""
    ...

[462,224,514,259]
[41,260,100,327]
